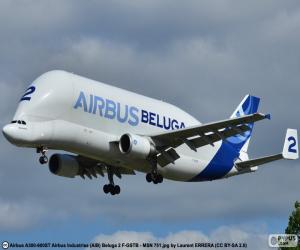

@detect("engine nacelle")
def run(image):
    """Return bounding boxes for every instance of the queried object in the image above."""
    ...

[119,133,155,159]
[49,154,80,178]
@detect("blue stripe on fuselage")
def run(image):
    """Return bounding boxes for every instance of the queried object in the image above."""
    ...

[189,142,239,182]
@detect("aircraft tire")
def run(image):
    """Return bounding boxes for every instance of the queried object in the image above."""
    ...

[153,178,158,184]
[114,185,121,194]
[157,174,163,183]
[110,189,116,195]
[103,184,110,194]
[39,155,48,164]
[146,173,152,182]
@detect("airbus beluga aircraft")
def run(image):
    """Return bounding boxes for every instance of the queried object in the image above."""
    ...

[2,70,298,195]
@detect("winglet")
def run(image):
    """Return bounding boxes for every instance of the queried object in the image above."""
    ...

[282,129,298,160]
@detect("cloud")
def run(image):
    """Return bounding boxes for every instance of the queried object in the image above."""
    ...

[0,1,75,36]
[91,226,268,250]
[0,198,46,230]
[0,0,299,236]
[0,80,26,124]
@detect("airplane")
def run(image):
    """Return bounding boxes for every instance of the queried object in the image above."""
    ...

[2,70,298,195]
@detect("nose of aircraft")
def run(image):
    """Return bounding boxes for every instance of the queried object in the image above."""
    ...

[2,124,16,141]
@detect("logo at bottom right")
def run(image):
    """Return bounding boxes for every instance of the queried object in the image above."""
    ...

[269,234,298,248]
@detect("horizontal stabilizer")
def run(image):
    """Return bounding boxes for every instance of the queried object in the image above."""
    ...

[235,128,298,170]
[235,154,282,170]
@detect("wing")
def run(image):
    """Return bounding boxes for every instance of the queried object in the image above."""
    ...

[76,155,135,180]
[149,113,270,166]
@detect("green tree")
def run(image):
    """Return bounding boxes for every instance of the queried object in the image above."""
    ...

[281,201,300,250]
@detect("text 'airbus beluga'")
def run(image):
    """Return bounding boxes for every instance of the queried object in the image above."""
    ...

[2,71,298,195]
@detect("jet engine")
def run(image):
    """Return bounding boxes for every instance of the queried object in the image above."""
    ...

[49,154,80,178]
[119,133,156,159]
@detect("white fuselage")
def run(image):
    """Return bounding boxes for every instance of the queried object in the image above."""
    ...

[3,70,226,181]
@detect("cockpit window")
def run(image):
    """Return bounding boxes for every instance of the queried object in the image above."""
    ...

[11,120,26,125]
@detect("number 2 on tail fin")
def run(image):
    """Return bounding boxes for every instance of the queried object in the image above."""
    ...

[288,136,297,153]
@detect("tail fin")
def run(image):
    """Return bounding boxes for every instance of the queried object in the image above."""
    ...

[282,129,298,160]
[227,95,260,153]
[230,95,260,119]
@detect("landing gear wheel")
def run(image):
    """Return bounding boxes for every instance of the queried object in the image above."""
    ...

[39,155,48,164]
[157,174,163,183]
[146,172,163,184]
[146,156,164,185]
[114,185,121,194]
[103,184,110,194]
[37,146,48,165]
[110,188,116,195]
[103,184,121,195]
[153,178,158,184]
[102,166,121,195]
[146,173,152,183]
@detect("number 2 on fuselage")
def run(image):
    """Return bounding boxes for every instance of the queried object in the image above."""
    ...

[20,86,36,102]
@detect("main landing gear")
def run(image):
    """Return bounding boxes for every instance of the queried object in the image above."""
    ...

[146,156,164,184]
[103,184,120,195]
[146,172,163,184]
[103,167,121,195]
[37,146,48,164]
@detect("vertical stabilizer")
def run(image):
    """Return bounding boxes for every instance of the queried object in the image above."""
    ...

[282,129,298,160]
[227,95,260,153]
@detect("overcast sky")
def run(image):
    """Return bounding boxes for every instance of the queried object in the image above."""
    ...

[0,1,299,249]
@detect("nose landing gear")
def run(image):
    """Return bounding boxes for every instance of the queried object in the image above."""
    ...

[39,155,48,164]
[37,146,48,165]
